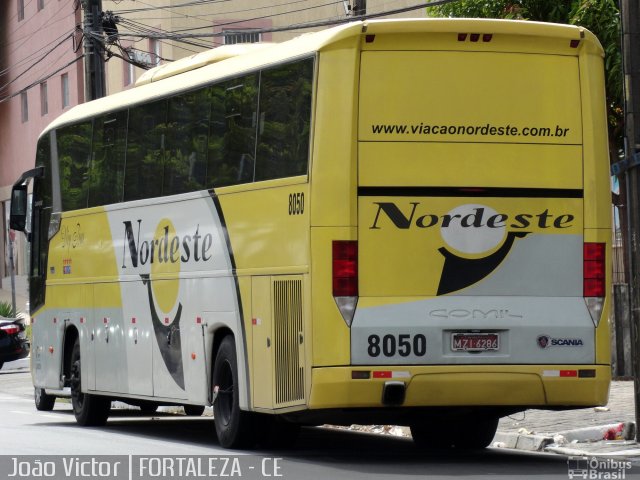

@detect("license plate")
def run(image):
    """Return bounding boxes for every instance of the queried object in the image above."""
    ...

[451,333,499,352]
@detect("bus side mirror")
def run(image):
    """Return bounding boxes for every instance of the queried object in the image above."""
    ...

[9,185,28,232]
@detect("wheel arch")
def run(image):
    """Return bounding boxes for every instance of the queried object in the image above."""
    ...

[62,325,79,387]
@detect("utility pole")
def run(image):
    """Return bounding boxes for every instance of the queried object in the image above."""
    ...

[81,0,106,101]
[353,0,367,16]
[621,0,640,441]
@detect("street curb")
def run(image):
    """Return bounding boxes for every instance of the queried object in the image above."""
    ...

[545,445,640,458]
[493,422,637,453]
[493,432,554,451]
[556,423,636,443]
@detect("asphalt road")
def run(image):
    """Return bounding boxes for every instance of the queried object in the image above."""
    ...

[0,367,637,480]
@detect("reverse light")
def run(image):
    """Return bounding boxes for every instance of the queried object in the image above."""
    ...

[584,242,606,327]
[332,240,358,326]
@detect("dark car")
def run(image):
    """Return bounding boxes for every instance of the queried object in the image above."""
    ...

[0,317,30,369]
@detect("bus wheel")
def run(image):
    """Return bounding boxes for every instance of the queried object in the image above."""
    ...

[138,401,159,414]
[212,336,253,448]
[410,415,498,450]
[257,415,301,448]
[184,405,205,416]
[454,415,499,449]
[34,387,56,411]
[410,418,454,449]
[70,338,110,426]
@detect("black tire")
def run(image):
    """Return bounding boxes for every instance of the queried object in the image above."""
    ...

[411,414,498,450]
[184,405,205,416]
[138,401,159,414]
[455,415,499,449]
[34,387,56,411]
[70,338,110,426]
[410,418,455,449]
[212,335,254,448]
[256,414,301,448]
[0,361,4,370]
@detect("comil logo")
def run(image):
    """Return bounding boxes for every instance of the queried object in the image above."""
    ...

[370,202,574,295]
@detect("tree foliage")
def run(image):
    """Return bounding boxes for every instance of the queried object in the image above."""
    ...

[429,0,623,162]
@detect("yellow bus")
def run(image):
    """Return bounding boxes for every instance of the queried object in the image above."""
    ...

[10,18,611,449]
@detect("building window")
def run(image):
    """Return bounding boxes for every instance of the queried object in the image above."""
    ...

[17,0,24,21]
[223,30,261,45]
[124,57,135,86]
[21,92,28,123]
[37,0,44,11]
[149,38,161,66]
[40,82,48,116]
[61,73,69,108]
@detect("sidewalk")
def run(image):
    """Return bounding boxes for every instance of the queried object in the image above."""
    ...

[494,380,639,459]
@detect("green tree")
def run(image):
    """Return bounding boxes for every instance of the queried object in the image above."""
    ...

[429,0,626,281]
[429,0,622,164]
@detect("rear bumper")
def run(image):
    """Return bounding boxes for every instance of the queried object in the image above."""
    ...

[0,340,30,363]
[309,364,610,410]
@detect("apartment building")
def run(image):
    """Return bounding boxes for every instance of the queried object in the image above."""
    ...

[0,0,83,279]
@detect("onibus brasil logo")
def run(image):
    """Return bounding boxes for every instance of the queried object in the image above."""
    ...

[120,219,216,390]
[370,202,574,295]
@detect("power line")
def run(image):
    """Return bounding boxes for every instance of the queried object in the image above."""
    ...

[112,0,455,41]
[0,32,76,96]
[0,56,83,104]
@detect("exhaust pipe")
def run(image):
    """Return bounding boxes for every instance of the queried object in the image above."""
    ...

[382,381,406,406]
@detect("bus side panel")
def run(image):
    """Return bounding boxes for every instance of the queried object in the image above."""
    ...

[308,40,360,368]
[579,47,612,367]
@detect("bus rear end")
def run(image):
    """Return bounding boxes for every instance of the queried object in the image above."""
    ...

[310,20,611,447]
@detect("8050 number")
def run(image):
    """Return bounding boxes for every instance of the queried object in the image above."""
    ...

[288,192,304,215]
[367,334,427,358]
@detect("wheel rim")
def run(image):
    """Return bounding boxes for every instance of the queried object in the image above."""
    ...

[216,359,234,426]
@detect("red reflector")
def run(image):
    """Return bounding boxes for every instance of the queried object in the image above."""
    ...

[333,240,358,297]
[373,371,392,378]
[470,33,480,42]
[0,325,19,335]
[560,370,578,377]
[584,243,606,297]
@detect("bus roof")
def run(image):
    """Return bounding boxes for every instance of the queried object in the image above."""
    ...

[42,18,599,135]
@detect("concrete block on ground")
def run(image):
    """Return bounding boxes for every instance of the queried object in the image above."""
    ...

[493,431,553,451]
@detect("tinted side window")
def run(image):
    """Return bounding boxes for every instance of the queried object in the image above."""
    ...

[35,135,52,209]
[165,90,209,195]
[58,121,92,210]
[31,135,53,311]
[89,111,127,206]
[124,100,167,201]
[255,59,313,181]
[208,74,258,187]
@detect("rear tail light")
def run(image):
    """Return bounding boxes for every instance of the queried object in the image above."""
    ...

[583,242,606,327]
[332,240,358,326]
[0,324,20,335]
[333,241,358,297]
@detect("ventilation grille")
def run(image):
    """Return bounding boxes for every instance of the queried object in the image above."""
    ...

[273,279,305,406]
